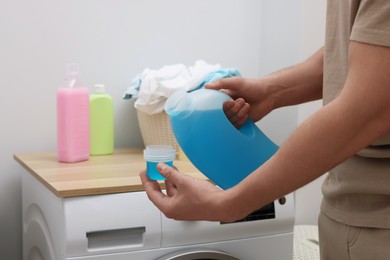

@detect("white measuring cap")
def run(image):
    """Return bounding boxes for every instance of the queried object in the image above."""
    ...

[144,145,176,162]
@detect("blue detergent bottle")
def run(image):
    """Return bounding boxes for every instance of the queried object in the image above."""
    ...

[164,88,279,190]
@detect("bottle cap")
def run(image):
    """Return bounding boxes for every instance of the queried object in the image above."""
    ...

[144,145,176,162]
[94,84,106,93]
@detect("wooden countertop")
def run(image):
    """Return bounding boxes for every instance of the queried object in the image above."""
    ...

[14,148,206,198]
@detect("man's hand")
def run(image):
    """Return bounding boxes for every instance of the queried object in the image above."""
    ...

[140,163,231,222]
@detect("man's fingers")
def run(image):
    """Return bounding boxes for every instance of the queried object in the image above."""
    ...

[165,179,178,197]
[139,170,168,209]
[223,99,250,129]
[157,163,183,186]
[205,77,243,91]
[224,98,246,117]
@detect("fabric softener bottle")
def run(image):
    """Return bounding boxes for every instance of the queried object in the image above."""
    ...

[164,88,278,189]
[89,84,114,155]
[57,63,90,163]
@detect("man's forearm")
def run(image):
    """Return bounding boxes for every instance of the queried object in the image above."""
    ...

[263,48,324,109]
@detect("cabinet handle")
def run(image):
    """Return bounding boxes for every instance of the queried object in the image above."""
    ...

[87,226,146,251]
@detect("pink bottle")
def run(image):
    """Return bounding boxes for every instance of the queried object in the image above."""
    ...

[57,63,90,163]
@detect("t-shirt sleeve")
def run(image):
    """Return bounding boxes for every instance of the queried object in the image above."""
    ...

[351,0,390,47]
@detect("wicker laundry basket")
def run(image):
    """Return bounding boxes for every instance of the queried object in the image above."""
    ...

[136,109,180,154]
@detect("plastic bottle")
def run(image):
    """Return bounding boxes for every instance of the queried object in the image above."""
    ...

[164,88,279,189]
[57,63,90,163]
[89,84,114,155]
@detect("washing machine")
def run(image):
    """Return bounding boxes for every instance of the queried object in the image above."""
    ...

[23,170,295,260]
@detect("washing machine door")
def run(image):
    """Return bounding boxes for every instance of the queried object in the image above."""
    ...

[24,205,56,260]
[156,248,239,260]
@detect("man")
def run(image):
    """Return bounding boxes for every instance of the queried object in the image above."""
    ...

[140,1,390,259]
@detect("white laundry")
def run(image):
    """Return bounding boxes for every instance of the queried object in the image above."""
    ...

[126,60,221,115]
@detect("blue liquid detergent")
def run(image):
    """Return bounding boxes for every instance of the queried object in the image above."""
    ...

[146,161,173,180]
[165,89,279,190]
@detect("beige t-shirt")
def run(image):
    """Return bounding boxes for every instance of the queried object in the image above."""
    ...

[321,0,390,228]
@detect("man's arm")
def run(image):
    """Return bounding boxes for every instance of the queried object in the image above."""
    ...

[261,47,324,108]
[206,48,324,127]
[222,41,390,221]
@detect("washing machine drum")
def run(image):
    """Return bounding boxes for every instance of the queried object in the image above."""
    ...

[156,248,239,260]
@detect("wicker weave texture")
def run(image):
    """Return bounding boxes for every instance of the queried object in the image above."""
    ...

[136,110,180,152]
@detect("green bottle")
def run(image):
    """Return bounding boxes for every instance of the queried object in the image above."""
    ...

[90,84,114,155]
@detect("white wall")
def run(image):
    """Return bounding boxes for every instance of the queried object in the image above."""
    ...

[0,0,326,258]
